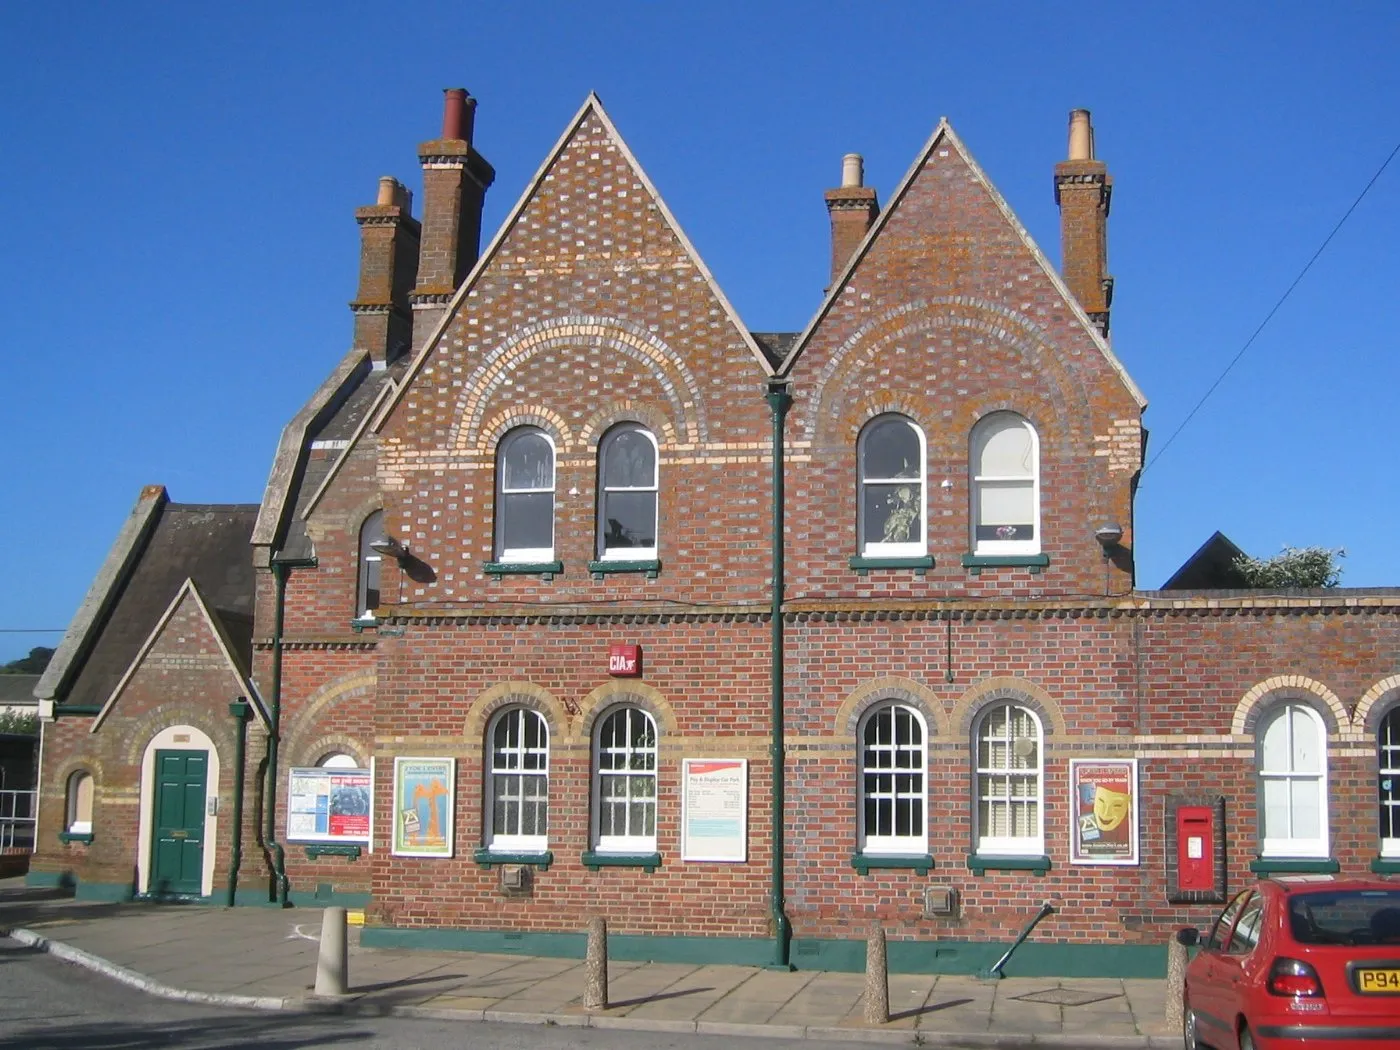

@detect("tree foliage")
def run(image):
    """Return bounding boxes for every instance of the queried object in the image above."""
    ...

[1233,546,1345,589]
[0,647,55,675]
[0,709,38,735]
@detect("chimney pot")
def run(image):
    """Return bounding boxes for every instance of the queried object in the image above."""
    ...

[841,153,864,188]
[441,87,474,143]
[1067,109,1094,161]
[377,176,398,207]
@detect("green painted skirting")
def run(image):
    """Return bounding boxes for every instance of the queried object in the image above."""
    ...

[75,882,136,902]
[25,870,76,890]
[360,925,1165,977]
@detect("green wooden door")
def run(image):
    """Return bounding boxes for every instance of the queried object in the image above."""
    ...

[151,749,207,896]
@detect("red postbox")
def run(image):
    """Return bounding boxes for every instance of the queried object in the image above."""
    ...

[1176,805,1215,892]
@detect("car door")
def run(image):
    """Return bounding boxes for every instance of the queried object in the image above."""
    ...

[1191,889,1254,1046]
[1215,891,1267,1048]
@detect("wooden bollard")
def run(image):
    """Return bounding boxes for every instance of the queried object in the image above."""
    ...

[864,922,889,1024]
[584,916,608,1009]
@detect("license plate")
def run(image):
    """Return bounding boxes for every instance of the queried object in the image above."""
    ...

[1356,968,1400,993]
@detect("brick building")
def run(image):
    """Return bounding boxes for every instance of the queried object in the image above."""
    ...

[29,90,1400,977]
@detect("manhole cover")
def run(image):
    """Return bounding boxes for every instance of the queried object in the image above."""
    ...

[1012,988,1122,1007]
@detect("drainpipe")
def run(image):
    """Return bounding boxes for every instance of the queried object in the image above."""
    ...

[266,553,315,907]
[225,698,251,907]
[764,379,793,970]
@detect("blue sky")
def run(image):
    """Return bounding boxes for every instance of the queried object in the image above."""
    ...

[3,2,1398,662]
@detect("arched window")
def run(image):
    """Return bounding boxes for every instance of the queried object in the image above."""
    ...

[597,424,658,560]
[970,413,1039,555]
[858,415,926,557]
[1381,708,1400,858]
[66,771,94,835]
[495,427,555,563]
[357,511,384,619]
[487,708,549,852]
[593,706,658,852]
[859,703,927,854]
[1258,702,1328,858]
[974,703,1043,856]
[319,753,360,770]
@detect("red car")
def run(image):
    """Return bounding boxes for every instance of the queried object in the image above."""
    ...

[1181,876,1400,1049]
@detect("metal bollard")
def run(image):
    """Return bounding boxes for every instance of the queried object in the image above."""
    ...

[864,923,889,1024]
[583,916,608,1009]
[314,906,349,996]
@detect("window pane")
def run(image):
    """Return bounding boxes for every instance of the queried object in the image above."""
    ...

[1262,777,1291,839]
[501,492,553,551]
[602,491,657,549]
[978,418,1033,477]
[976,481,1034,528]
[1291,709,1322,773]
[863,420,920,479]
[1290,777,1322,839]
[863,483,922,545]
[602,430,656,488]
[503,432,554,489]
[1261,712,1291,772]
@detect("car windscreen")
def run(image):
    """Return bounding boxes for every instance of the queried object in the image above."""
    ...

[1289,890,1400,946]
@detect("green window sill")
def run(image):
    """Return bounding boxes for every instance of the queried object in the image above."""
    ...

[483,561,563,581]
[473,848,554,871]
[967,853,1051,875]
[849,556,934,576]
[58,831,94,845]
[851,853,934,875]
[1250,857,1340,875]
[582,850,661,872]
[1370,857,1400,875]
[302,843,363,860]
[588,559,661,580]
[961,554,1050,575]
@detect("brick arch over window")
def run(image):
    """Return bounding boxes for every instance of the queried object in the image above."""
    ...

[464,681,568,743]
[840,392,933,446]
[1355,675,1400,735]
[804,299,1086,449]
[574,680,677,744]
[951,677,1064,739]
[453,316,707,450]
[476,407,573,456]
[282,670,376,755]
[289,732,370,770]
[578,401,679,451]
[837,676,948,738]
[118,704,236,768]
[1232,676,1346,738]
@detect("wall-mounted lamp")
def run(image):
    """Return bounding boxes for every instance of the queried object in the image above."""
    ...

[369,535,411,560]
[1094,523,1124,550]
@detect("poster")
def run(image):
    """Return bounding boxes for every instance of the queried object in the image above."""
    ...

[392,757,455,858]
[1069,758,1139,865]
[286,767,372,844]
[681,758,747,862]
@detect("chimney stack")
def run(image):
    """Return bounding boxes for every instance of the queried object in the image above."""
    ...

[824,153,879,289]
[411,88,496,347]
[1054,109,1113,336]
[351,175,420,366]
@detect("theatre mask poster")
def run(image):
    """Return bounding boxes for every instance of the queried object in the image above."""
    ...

[1069,758,1139,865]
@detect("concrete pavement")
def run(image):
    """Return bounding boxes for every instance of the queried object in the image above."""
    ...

[0,880,1178,1047]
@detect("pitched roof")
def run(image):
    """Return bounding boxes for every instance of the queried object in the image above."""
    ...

[373,92,773,432]
[1160,530,1248,590]
[37,495,258,708]
[0,675,40,708]
[775,119,1146,410]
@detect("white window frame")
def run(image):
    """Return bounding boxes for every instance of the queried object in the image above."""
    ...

[357,510,384,620]
[858,703,928,855]
[970,412,1040,556]
[973,702,1044,856]
[1381,707,1400,858]
[592,706,658,853]
[486,707,549,852]
[495,427,556,563]
[597,424,659,561]
[66,770,93,835]
[857,415,927,558]
[1258,701,1329,859]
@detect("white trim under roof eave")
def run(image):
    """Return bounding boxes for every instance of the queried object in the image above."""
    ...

[372,92,773,434]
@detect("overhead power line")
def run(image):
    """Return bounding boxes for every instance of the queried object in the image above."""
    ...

[1143,136,1400,475]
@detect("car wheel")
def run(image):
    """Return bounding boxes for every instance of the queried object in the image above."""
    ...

[1238,1023,1255,1050]
[1182,998,1201,1050]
